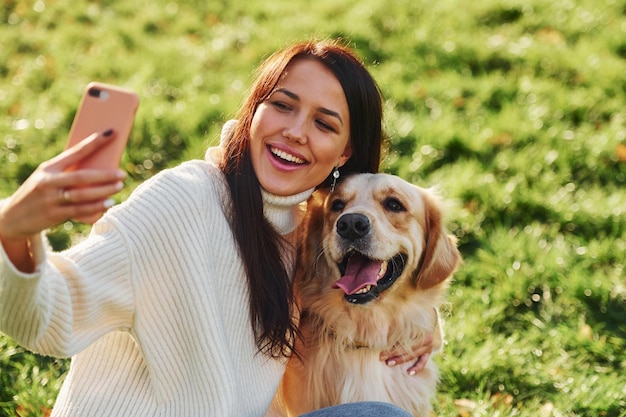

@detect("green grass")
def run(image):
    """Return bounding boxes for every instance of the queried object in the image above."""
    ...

[1,0,625,416]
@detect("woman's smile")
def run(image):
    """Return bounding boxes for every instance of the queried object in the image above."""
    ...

[268,144,307,167]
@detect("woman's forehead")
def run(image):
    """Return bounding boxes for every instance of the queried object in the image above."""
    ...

[277,58,349,116]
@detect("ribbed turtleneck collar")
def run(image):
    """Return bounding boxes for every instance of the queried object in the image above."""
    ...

[261,188,314,235]
[205,124,315,235]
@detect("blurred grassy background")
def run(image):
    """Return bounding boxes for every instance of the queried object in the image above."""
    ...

[1,0,625,416]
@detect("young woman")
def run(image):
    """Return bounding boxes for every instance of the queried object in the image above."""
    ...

[0,39,433,416]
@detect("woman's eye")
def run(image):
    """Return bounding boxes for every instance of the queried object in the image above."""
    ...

[316,119,336,133]
[271,101,291,111]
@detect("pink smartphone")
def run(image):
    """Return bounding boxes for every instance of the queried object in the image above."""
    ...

[65,82,139,170]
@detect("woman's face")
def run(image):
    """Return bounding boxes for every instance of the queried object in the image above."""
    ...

[249,58,352,196]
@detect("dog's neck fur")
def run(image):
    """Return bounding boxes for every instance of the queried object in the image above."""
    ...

[302,309,385,350]
[327,330,373,350]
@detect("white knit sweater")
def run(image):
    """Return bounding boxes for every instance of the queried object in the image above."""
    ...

[0,160,313,416]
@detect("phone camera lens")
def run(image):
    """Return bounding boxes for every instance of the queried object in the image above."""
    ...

[87,88,109,100]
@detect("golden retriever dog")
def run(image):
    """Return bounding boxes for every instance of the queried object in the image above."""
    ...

[271,173,461,417]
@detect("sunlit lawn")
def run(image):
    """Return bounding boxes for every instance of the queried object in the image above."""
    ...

[1,0,625,416]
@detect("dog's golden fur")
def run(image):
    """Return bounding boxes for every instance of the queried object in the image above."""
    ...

[272,173,461,417]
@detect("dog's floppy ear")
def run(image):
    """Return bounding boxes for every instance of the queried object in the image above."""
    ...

[414,190,461,290]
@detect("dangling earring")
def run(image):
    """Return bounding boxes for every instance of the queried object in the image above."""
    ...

[330,167,340,193]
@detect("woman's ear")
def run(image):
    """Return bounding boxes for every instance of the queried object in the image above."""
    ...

[336,143,353,168]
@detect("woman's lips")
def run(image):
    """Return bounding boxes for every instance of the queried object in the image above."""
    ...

[268,145,308,168]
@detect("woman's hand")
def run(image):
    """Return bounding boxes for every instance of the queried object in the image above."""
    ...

[0,130,126,270]
[380,332,435,376]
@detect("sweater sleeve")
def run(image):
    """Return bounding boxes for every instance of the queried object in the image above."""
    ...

[0,215,135,358]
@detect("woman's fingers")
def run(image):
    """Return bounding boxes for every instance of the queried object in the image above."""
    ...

[58,198,117,225]
[52,169,126,191]
[0,165,125,239]
[1,182,120,239]
[49,175,124,224]
[57,181,124,205]
[380,332,433,363]
[380,332,434,376]
[406,352,431,376]
[45,129,115,172]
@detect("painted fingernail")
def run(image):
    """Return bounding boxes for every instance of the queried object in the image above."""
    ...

[103,199,116,209]
[386,360,396,367]
[409,370,416,376]
[115,181,124,191]
[103,129,113,137]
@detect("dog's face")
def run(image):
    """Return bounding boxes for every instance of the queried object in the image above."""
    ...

[297,173,460,312]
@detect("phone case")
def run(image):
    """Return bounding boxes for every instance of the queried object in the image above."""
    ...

[65,82,139,170]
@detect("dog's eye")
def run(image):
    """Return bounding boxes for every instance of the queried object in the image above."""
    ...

[330,199,345,212]
[384,197,406,212]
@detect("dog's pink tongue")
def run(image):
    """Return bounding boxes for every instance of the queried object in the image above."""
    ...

[333,254,382,295]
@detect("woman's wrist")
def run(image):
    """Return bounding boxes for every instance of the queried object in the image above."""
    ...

[0,232,36,273]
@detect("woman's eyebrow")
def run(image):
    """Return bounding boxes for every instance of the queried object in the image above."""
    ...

[274,88,344,126]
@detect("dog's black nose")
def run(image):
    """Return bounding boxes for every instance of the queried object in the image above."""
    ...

[337,213,370,241]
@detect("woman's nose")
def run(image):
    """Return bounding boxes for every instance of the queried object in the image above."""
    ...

[283,118,307,144]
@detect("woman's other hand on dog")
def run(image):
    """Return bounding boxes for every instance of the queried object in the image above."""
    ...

[380,332,434,376]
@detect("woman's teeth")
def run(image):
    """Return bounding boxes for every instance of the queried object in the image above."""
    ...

[270,146,306,164]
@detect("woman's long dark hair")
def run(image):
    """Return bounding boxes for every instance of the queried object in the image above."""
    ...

[219,39,384,357]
